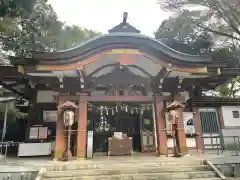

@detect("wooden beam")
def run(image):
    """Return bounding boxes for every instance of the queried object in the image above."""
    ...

[155,94,185,102]
[76,94,185,102]
[80,95,153,102]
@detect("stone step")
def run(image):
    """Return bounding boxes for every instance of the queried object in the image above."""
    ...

[43,165,210,178]
[43,178,221,180]
[42,171,217,180]
[48,160,204,171]
[44,178,221,180]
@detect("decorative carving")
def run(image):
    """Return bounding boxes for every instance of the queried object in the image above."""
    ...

[58,100,78,109]
[166,100,185,110]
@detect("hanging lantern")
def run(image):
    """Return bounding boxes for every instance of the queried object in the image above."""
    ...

[131,108,134,114]
[105,106,108,115]
[135,108,138,114]
[63,110,75,127]
[121,105,124,111]
[125,106,128,112]
[147,105,151,110]
[100,106,103,116]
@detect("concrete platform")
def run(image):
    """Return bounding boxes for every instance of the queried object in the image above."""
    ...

[0,152,234,180]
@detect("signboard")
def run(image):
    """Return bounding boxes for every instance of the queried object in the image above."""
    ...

[183,112,195,134]
[87,131,93,159]
[114,132,123,139]
[29,126,49,140]
[38,127,48,139]
[43,110,57,122]
[142,118,153,131]
[29,127,39,139]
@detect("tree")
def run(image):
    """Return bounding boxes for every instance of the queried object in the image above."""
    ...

[0,0,35,17]
[50,25,101,51]
[158,0,240,42]
[1,0,62,57]
[155,10,214,55]
[0,0,101,57]
[0,0,36,42]
[216,77,240,97]
[155,8,240,97]
[213,47,240,97]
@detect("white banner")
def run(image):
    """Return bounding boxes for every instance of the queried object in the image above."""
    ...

[183,112,195,134]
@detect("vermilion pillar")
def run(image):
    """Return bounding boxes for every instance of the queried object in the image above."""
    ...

[193,107,204,152]
[176,107,188,153]
[54,99,66,160]
[154,94,168,155]
[77,94,88,159]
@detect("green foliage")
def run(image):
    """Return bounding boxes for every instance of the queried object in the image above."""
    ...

[216,77,240,98]
[155,3,240,98]
[0,103,16,122]
[155,10,214,55]
[0,0,35,17]
[158,0,240,41]
[0,0,101,57]
[49,25,101,51]
[0,103,27,122]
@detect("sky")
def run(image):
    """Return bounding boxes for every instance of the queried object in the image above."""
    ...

[48,0,170,37]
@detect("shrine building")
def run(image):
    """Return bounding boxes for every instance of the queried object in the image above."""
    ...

[0,13,238,160]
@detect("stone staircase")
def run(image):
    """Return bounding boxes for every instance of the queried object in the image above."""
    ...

[37,157,223,180]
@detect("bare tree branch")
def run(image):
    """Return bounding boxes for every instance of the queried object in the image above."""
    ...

[196,23,240,41]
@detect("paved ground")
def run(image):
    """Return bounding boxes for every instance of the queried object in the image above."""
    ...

[0,152,206,171]
[0,151,237,170]
[0,151,239,179]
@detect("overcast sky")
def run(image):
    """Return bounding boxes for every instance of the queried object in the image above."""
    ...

[48,0,170,37]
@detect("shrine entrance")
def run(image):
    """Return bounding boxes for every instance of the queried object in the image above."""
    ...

[0,13,231,161]
[87,102,154,155]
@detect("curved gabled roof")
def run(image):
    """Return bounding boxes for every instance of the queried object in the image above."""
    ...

[24,12,226,68]
[32,32,215,67]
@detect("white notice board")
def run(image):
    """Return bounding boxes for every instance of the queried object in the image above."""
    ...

[18,143,52,157]
[29,127,39,139]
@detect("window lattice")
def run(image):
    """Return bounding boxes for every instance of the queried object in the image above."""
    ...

[232,110,240,118]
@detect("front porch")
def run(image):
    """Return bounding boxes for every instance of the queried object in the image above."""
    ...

[54,94,189,160]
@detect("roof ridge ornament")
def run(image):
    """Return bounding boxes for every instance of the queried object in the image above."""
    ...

[123,12,128,23]
[108,12,141,33]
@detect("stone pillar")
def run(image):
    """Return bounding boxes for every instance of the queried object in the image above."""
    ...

[54,98,66,160]
[176,107,188,153]
[154,94,168,155]
[77,94,88,159]
[193,107,204,152]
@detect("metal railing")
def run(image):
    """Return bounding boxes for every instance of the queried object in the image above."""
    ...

[0,141,16,160]
[201,135,240,156]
